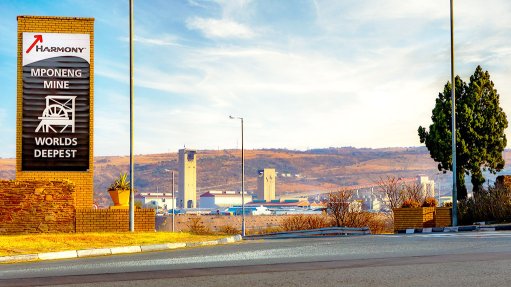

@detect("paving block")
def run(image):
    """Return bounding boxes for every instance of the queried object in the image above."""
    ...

[38,250,77,260]
[218,236,236,244]
[186,242,203,247]
[201,240,219,246]
[110,246,141,255]
[77,248,112,258]
[140,243,186,252]
[0,254,39,263]
[443,227,459,232]
[478,227,496,232]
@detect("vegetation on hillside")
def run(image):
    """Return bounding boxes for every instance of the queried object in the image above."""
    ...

[4,147,511,207]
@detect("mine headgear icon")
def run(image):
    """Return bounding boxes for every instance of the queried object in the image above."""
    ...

[35,95,76,133]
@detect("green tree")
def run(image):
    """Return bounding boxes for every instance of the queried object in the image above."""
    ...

[418,66,508,200]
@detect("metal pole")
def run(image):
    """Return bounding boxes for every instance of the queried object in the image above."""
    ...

[241,118,245,237]
[230,115,246,236]
[129,0,135,232]
[450,0,458,226]
[172,170,175,232]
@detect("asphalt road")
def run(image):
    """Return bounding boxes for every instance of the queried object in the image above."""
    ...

[1,231,511,287]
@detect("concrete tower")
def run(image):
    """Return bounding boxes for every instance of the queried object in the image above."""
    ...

[178,149,197,208]
[417,175,435,199]
[257,168,276,201]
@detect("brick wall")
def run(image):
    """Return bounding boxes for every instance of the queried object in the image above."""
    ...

[435,207,452,227]
[0,180,75,234]
[157,214,297,233]
[76,209,155,232]
[16,16,95,209]
[393,207,452,232]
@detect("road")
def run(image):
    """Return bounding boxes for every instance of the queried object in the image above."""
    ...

[1,231,511,287]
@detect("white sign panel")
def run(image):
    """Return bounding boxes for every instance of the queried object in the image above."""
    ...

[23,32,90,66]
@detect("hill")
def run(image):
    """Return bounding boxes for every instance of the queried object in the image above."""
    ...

[2,147,511,207]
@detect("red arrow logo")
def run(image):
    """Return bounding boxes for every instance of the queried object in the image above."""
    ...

[26,35,43,54]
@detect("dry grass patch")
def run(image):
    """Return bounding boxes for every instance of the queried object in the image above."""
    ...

[0,232,225,256]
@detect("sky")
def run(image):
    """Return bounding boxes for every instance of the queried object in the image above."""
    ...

[1,0,511,157]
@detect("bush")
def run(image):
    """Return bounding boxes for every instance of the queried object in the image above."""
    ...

[458,184,511,225]
[281,214,332,231]
[187,217,211,235]
[401,199,421,208]
[422,197,438,207]
[218,224,240,235]
[246,226,284,235]
[361,213,393,234]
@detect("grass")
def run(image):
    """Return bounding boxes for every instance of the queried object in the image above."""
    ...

[0,232,226,256]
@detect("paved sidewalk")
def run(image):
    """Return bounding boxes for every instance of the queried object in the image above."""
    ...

[0,235,242,264]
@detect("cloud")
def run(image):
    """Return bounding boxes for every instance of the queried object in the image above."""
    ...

[3,0,511,157]
[186,17,256,39]
[118,35,183,47]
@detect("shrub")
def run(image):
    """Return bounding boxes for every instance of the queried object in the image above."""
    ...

[187,217,211,235]
[422,197,438,207]
[218,224,240,235]
[458,184,511,225]
[108,172,131,191]
[246,226,284,235]
[281,214,332,231]
[401,199,421,208]
[359,212,393,234]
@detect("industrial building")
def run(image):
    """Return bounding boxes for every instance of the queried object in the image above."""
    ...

[199,190,245,209]
[137,192,176,211]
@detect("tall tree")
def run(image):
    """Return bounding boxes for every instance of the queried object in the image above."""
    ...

[418,66,507,200]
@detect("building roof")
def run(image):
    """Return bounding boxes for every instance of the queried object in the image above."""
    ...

[200,191,243,198]
[139,192,175,198]
[245,201,309,207]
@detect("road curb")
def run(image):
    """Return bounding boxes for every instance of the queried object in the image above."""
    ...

[0,254,38,263]
[77,248,112,258]
[110,245,141,255]
[397,224,511,234]
[38,250,78,260]
[140,242,186,252]
[0,235,242,264]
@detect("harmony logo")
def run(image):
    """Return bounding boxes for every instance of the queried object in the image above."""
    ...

[25,35,86,54]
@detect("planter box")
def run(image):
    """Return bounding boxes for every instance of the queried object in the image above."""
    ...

[393,207,435,232]
[108,189,130,207]
[435,207,452,227]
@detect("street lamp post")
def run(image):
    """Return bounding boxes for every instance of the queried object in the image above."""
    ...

[230,115,246,237]
[129,0,135,232]
[165,169,176,232]
[156,186,159,215]
[172,170,175,232]
[450,0,458,227]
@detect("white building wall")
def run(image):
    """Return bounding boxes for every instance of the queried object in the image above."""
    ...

[200,196,243,209]
[142,195,176,210]
[200,197,217,209]
[215,196,243,207]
